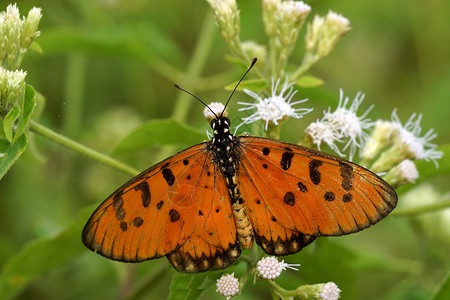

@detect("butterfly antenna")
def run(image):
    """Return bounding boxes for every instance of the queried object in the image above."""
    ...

[222,57,257,115]
[174,83,217,118]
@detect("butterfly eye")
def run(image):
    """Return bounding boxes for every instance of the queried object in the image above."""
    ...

[223,116,231,126]
[210,119,217,129]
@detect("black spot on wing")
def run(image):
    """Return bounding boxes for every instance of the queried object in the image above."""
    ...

[162,168,175,186]
[339,162,354,191]
[297,181,307,192]
[324,191,335,201]
[169,209,180,222]
[280,151,294,170]
[283,192,295,206]
[134,181,151,207]
[309,159,323,185]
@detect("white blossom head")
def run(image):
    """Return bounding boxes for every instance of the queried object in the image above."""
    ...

[296,281,341,300]
[0,68,27,114]
[362,116,401,160]
[275,1,311,47]
[305,10,351,58]
[305,89,373,159]
[324,89,374,159]
[238,77,312,131]
[204,102,227,122]
[391,110,442,167]
[216,273,240,299]
[318,282,342,300]
[305,119,344,156]
[384,159,419,188]
[256,256,301,280]
[207,0,240,43]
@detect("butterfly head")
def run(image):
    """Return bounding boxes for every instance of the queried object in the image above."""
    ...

[211,115,232,143]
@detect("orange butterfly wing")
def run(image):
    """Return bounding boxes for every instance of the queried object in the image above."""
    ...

[236,136,397,255]
[82,143,239,272]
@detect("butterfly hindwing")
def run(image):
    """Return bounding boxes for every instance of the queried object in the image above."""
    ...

[236,136,397,255]
[82,143,239,271]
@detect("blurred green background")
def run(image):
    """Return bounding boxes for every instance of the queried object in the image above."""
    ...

[0,0,449,299]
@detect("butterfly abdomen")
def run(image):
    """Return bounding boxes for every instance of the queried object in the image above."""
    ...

[210,116,255,249]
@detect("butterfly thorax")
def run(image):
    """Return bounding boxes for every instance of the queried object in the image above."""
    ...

[209,116,255,249]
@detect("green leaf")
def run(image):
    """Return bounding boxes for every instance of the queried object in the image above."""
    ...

[432,271,450,300]
[13,85,36,143]
[0,207,91,300]
[112,119,204,154]
[29,41,43,54]
[168,272,211,300]
[0,134,27,180]
[0,138,10,153]
[224,79,267,92]
[2,105,21,143]
[224,54,247,68]
[295,75,325,88]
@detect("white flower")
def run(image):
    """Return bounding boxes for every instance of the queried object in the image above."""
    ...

[256,256,301,280]
[325,11,350,28]
[397,159,419,183]
[207,0,240,43]
[238,77,312,130]
[324,89,374,160]
[383,159,419,188]
[305,119,344,156]
[362,117,400,160]
[391,110,442,167]
[204,102,226,122]
[305,89,373,159]
[319,282,341,300]
[276,1,311,21]
[216,273,240,299]
[305,10,351,57]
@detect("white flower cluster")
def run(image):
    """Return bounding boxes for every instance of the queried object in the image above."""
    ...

[305,89,373,159]
[0,4,42,69]
[0,68,27,114]
[318,282,341,300]
[239,77,312,131]
[216,273,240,299]
[367,109,442,173]
[256,256,300,280]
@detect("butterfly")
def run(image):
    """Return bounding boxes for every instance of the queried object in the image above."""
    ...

[82,58,397,273]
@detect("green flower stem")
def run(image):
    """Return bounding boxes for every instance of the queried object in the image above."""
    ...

[290,52,319,82]
[171,11,216,122]
[153,11,216,164]
[269,37,279,79]
[63,53,86,136]
[268,280,296,299]
[391,199,450,217]
[29,120,139,176]
[299,134,315,148]
[266,122,281,139]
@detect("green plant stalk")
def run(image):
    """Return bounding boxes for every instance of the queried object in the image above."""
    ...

[269,37,279,79]
[290,52,319,82]
[29,120,139,176]
[391,199,450,217]
[152,11,217,164]
[171,11,216,122]
[63,53,86,136]
[266,122,281,140]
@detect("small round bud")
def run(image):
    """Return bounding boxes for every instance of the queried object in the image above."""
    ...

[216,273,239,299]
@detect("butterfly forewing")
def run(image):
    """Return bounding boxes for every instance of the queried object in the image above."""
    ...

[236,136,397,253]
